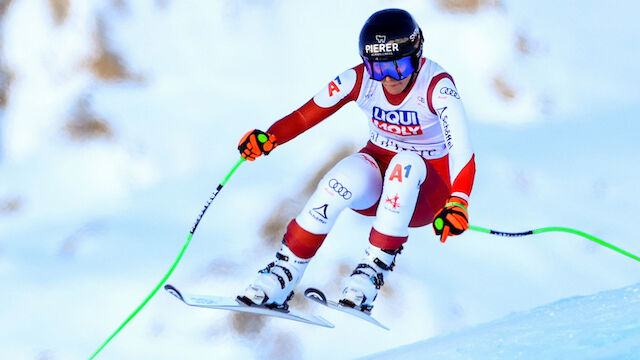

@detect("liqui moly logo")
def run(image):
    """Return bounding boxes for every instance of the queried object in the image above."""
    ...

[371,107,423,136]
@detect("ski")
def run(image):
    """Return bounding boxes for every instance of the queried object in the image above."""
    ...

[164,284,334,328]
[304,287,390,330]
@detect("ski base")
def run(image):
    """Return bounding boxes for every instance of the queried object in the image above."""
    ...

[164,284,334,328]
[304,287,390,330]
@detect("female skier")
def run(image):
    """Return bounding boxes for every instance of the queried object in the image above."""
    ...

[237,8,476,312]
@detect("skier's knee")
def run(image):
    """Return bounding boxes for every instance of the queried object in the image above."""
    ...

[295,153,382,233]
[318,153,383,210]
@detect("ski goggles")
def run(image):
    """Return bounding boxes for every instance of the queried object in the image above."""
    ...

[363,55,416,81]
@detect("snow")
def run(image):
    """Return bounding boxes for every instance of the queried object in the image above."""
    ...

[0,0,639,359]
[363,282,640,359]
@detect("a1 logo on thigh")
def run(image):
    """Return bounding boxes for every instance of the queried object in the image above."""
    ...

[388,164,412,182]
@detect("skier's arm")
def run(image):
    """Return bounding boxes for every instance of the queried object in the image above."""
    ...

[428,73,476,201]
[266,64,365,145]
[428,73,476,242]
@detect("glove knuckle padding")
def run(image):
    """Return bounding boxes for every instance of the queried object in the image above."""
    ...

[450,208,468,220]
[446,209,468,233]
[447,214,463,228]
[249,136,259,150]
[295,153,382,234]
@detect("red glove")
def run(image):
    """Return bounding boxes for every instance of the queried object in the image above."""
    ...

[433,196,469,243]
[238,129,277,161]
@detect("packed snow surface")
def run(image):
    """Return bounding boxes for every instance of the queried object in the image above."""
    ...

[364,282,640,359]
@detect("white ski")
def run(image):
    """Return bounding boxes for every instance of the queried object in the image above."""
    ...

[304,287,390,330]
[164,284,334,328]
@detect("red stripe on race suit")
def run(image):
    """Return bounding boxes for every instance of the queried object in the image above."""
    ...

[369,227,407,250]
[427,72,455,115]
[283,219,327,259]
[267,64,365,145]
[451,154,476,197]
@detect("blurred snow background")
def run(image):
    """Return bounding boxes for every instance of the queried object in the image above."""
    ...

[0,0,639,359]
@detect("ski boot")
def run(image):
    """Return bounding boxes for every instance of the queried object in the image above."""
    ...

[339,245,402,313]
[238,241,309,311]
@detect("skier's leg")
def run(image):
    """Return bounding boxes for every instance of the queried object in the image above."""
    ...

[289,153,383,257]
[341,151,427,310]
[244,153,383,306]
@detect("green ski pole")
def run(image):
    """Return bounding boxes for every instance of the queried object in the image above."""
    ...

[89,157,245,359]
[469,225,640,263]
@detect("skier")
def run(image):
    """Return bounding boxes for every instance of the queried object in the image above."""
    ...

[237,9,476,312]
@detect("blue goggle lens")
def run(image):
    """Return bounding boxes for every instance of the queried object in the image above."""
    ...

[364,56,416,81]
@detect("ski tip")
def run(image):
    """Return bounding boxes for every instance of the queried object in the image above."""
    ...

[319,318,336,329]
[164,284,184,301]
[304,287,328,305]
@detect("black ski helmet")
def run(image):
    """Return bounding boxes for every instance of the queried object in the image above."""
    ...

[359,9,423,66]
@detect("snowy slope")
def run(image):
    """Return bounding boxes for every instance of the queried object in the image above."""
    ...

[363,282,640,359]
[1,1,639,360]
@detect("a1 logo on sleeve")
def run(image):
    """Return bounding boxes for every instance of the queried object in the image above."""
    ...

[328,76,342,97]
[313,68,357,109]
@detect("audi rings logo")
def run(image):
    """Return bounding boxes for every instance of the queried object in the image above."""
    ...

[440,87,460,99]
[328,179,352,200]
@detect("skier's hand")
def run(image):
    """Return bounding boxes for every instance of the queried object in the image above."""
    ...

[433,196,469,243]
[238,129,277,161]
